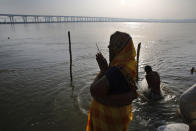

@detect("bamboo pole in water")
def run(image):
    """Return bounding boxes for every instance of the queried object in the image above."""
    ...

[136,43,141,82]
[68,31,73,83]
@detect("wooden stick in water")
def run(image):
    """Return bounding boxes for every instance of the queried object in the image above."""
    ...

[68,31,73,83]
[136,43,141,82]
[96,43,101,53]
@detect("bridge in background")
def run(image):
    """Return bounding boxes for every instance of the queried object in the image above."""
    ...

[0,14,133,24]
[1,14,196,24]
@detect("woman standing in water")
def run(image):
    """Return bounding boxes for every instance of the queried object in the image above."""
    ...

[86,31,138,131]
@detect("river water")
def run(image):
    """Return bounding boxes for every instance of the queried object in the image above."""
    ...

[0,22,196,131]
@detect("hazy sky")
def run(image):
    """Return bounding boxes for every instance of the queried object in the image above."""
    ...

[0,0,195,19]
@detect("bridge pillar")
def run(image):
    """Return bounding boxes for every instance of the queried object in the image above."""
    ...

[49,17,51,22]
[58,17,60,22]
[72,16,74,22]
[37,16,40,23]
[64,17,66,22]
[9,16,14,24]
[34,16,37,23]
[49,17,51,23]
[65,17,67,22]
[22,16,27,23]
[9,16,12,24]
[74,16,76,22]
[46,17,48,23]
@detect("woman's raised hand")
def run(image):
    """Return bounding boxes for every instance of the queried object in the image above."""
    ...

[96,53,108,73]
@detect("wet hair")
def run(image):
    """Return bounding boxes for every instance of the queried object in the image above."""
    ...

[145,65,152,73]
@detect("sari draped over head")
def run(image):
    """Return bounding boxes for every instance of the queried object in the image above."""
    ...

[86,31,137,131]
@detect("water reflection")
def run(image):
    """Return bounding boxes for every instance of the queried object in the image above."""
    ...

[0,22,196,131]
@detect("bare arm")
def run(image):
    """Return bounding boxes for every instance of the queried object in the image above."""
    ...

[146,75,153,89]
[90,75,109,99]
[90,74,137,107]
[104,90,137,106]
[91,52,137,107]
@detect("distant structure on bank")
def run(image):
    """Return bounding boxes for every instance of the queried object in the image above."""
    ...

[0,14,196,24]
[0,14,132,24]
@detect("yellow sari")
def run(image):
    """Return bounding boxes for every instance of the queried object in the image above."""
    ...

[86,37,137,131]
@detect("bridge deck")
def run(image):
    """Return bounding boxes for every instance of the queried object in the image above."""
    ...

[0,14,130,24]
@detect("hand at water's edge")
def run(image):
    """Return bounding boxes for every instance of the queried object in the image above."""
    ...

[96,53,108,73]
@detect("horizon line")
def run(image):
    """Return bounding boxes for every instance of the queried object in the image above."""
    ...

[0,13,196,20]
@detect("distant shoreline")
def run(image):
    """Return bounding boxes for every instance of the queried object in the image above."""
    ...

[1,14,196,24]
[1,20,196,24]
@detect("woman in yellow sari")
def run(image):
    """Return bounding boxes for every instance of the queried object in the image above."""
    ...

[86,31,138,131]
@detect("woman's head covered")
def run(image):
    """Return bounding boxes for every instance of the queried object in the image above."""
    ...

[108,31,133,61]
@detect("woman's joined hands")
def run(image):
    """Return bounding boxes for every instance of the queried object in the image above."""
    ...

[96,53,108,73]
